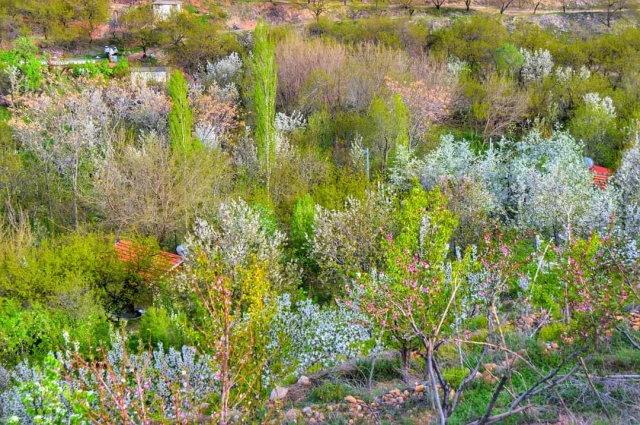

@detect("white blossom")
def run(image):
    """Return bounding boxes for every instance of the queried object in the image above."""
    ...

[520,48,554,84]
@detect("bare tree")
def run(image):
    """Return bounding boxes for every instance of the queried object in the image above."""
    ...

[398,0,417,16]
[531,0,543,13]
[465,0,473,11]
[597,0,637,28]
[482,75,529,140]
[308,0,329,21]
[430,0,447,9]
[94,133,231,243]
[494,0,515,13]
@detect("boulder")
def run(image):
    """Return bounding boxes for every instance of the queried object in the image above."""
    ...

[284,408,297,422]
[297,375,311,386]
[270,386,289,401]
[344,395,358,404]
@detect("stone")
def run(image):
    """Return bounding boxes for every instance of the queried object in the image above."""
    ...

[269,386,289,401]
[344,395,358,404]
[483,363,498,372]
[284,409,297,422]
[482,371,497,385]
[414,384,425,393]
[298,375,311,386]
[302,407,313,417]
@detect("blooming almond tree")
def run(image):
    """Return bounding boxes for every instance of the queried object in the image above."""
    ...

[11,85,112,229]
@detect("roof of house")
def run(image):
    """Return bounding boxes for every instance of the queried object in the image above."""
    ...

[130,66,167,73]
[589,165,612,189]
[152,0,182,5]
[115,239,183,281]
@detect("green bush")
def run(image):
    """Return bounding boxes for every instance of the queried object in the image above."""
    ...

[138,306,186,349]
[309,382,352,403]
[0,298,110,366]
[538,323,567,342]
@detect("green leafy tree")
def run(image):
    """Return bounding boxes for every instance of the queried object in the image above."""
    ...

[494,43,524,76]
[393,93,409,150]
[355,185,468,423]
[0,37,43,98]
[290,193,315,255]
[75,0,110,40]
[569,93,620,167]
[121,4,164,58]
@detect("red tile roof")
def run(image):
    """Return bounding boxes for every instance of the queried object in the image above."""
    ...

[115,240,183,281]
[589,165,612,189]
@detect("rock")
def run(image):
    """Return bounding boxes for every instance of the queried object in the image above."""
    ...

[302,407,313,417]
[284,408,297,422]
[482,371,497,385]
[269,386,289,401]
[483,363,498,372]
[397,396,404,403]
[403,390,410,397]
[356,399,365,404]
[298,375,311,386]
[415,384,425,393]
[344,395,358,404]
[391,388,401,396]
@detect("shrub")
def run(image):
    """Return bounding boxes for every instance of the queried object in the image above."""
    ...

[138,306,186,349]
[309,382,351,403]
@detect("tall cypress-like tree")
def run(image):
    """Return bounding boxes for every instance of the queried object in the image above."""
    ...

[167,69,194,154]
[394,94,409,150]
[251,21,277,185]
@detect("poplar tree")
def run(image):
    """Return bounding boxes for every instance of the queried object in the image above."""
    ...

[167,69,194,154]
[251,21,277,186]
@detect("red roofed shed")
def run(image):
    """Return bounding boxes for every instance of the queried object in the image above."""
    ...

[589,165,612,189]
[115,239,183,282]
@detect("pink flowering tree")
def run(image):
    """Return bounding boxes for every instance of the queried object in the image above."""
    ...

[530,232,633,345]
[352,184,470,424]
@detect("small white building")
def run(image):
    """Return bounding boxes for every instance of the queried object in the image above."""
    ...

[152,0,182,19]
[130,67,168,85]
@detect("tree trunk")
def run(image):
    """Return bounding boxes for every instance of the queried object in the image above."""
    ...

[427,339,446,425]
[72,152,79,230]
[400,344,411,383]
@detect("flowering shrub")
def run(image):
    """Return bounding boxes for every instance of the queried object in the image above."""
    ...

[180,219,279,422]
[0,333,217,424]
[268,294,371,375]
[311,187,393,290]
[197,52,243,89]
[417,130,618,243]
[274,110,306,133]
[520,48,553,84]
